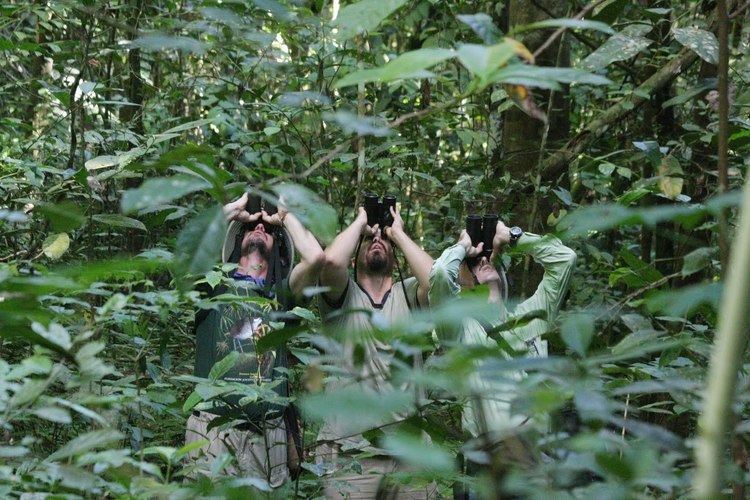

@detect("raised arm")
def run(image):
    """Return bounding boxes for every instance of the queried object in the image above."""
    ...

[511,232,576,322]
[264,207,325,300]
[385,206,434,306]
[319,207,368,303]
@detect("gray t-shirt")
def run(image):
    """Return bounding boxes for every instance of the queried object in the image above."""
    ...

[316,276,421,454]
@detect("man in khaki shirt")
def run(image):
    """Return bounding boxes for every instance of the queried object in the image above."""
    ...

[317,205,435,499]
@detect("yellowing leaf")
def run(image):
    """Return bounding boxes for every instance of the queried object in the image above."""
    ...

[658,156,684,200]
[42,233,70,260]
[505,37,535,64]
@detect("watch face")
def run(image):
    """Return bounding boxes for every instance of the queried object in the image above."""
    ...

[510,226,523,239]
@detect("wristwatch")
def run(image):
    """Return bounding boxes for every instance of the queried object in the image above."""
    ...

[509,226,523,246]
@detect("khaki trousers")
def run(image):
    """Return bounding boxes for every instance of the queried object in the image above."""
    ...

[185,411,289,488]
[323,457,438,499]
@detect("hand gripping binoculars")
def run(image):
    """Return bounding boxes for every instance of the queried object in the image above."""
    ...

[466,214,498,259]
[364,193,397,229]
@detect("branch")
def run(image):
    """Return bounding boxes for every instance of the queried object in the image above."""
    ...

[532,0,609,59]
[540,47,700,179]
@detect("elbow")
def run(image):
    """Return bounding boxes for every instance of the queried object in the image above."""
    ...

[322,253,346,274]
[310,249,326,272]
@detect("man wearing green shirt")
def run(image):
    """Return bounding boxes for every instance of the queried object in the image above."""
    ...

[428,220,576,442]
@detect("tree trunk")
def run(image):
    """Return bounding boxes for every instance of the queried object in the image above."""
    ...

[492,0,570,297]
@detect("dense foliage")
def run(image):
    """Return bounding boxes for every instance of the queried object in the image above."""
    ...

[1,0,749,497]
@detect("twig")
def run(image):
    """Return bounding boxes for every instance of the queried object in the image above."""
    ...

[532,0,609,59]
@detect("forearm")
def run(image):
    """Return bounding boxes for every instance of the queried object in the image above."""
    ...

[428,244,465,306]
[284,213,323,266]
[326,219,365,267]
[284,214,325,297]
[389,229,433,290]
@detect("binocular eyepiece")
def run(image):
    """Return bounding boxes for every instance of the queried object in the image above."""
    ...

[466,214,498,259]
[364,193,397,229]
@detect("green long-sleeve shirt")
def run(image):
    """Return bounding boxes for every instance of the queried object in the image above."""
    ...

[428,233,576,437]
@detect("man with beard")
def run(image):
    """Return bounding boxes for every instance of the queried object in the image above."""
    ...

[316,205,435,499]
[185,192,324,489]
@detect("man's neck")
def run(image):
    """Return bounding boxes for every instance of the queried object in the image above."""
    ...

[357,272,393,304]
[238,251,269,281]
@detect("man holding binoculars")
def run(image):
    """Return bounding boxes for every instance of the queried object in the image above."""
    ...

[316,194,435,499]
[186,191,324,488]
[429,214,576,490]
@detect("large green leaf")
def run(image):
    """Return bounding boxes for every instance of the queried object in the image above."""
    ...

[515,18,614,35]
[131,34,206,54]
[333,0,408,40]
[91,214,147,232]
[582,28,652,71]
[47,430,125,462]
[121,175,211,214]
[273,183,337,245]
[456,41,517,82]
[335,48,455,88]
[36,202,85,232]
[673,27,719,65]
[381,432,454,472]
[560,312,595,356]
[208,351,239,381]
[301,386,413,432]
[494,64,612,88]
[174,205,227,279]
[43,233,70,260]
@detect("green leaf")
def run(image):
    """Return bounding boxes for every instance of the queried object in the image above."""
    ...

[324,111,393,137]
[681,247,715,277]
[92,214,147,232]
[209,351,239,381]
[302,387,413,433]
[457,13,502,44]
[456,42,517,82]
[673,27,719,64]
[582,31,652,71]
[174,205,227,279]
[47,429,125,462]
[85,155,120,171]
[560,312,595,356]
[333,0,407,40]
[36,202,86,232]
[658,156,683,200]
[131,34,206,55]
[335,48,455,88]
[494,64,612,87]
[0,446,29,458]
[43,233,70,260]
[183,391,202,412]
[273,183,337,245]
[121,175,211,214]
[381,432,454,472]
[33,406,72,424]
[516,18,614,35]
[646,282,722,317]
[174,439,209,461]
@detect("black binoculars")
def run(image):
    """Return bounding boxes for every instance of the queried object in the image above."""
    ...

[364,193,396,229]
[244,193,277,216]
[466,214,498,259]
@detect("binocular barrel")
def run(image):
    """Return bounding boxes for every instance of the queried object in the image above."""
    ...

[482,214,498,257]
[246,194,262,215]
[466,215,482,246]
[466,213,498,257]
[245,192,278,216]
[364,193,396,228]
